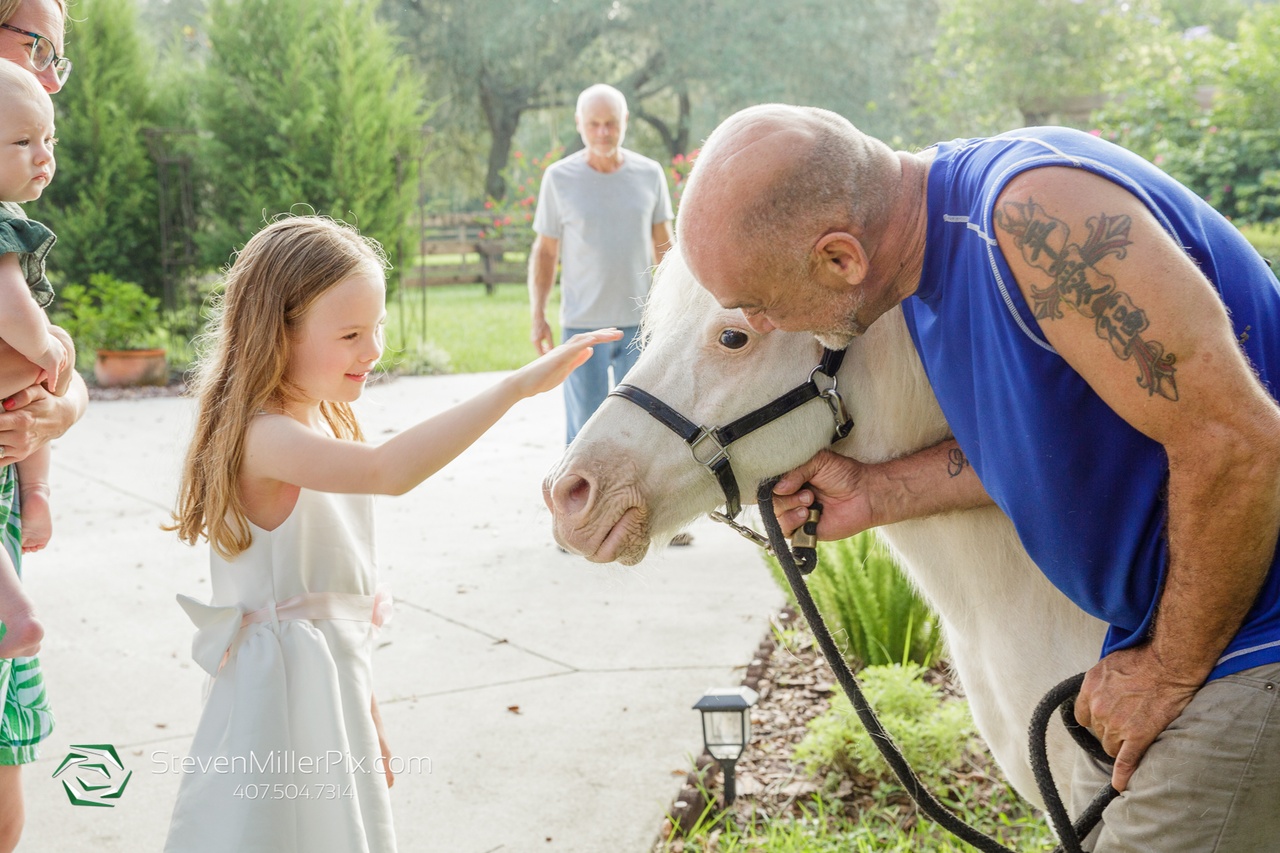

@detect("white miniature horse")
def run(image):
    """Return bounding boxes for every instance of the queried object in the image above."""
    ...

[544,248,1108,810]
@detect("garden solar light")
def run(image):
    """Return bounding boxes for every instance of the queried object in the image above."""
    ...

[693,686,758,805]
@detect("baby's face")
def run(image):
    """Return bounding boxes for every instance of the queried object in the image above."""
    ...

[0,90,56,203]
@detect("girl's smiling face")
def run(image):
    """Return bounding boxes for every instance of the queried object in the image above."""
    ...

[0,86,56,203]
[284,265,386,411]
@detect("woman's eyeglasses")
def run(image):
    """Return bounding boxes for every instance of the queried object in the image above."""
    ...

[0,23,72,85]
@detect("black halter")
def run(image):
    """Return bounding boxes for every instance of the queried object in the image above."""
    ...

[609,347,853,519]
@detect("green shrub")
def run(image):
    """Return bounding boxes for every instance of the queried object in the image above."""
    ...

[51,274,164,368]
[1155,126,1280,224]
[794,663,975,788]
[1094,4,1280,227]
[766,532,944,668]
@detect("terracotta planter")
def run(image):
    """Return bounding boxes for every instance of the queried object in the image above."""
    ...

[94,348,168,388]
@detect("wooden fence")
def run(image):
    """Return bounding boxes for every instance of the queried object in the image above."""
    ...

[400,212,529,293]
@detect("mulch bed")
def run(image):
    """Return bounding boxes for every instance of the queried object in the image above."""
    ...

[655,607,1017,851]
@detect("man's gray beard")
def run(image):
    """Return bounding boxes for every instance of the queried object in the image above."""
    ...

[815,329,857,349]
[813,291,867,349]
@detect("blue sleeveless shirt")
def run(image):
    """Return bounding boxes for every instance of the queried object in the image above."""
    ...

[902,127,1280,680]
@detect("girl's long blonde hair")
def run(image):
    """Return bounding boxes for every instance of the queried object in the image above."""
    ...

[172,215,388,559]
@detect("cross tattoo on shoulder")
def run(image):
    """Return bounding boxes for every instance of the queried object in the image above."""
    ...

[995,198,1179,401]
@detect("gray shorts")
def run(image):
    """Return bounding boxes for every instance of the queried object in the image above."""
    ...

[1069,662,1280,852]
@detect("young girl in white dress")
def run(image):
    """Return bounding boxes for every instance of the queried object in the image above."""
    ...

[165,215,618,852]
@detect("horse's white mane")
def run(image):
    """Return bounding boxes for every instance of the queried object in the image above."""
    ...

[639,248,716,349]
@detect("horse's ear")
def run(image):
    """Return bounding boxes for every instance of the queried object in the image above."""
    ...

[813,231,869,289]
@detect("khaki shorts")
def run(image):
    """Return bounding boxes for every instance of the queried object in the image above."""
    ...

[1070,662,1280,852]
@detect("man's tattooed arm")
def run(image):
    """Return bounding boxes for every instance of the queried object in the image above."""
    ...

[994,198,1178,401]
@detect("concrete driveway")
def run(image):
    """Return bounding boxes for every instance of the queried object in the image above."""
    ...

[18,372,781,852]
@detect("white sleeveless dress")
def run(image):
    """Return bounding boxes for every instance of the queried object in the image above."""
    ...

[165,489,396,852]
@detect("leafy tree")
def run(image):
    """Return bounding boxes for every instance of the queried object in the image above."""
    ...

[1094,1,1280,223]
[136,0,208,47]
[199,0,426,274]
[1215,2,1280,131]
[911,0,1167,137]
[1160,0,1250,38]
[594,0,936,150]
[27,0,162,296]
[1169,3,1280,222]
[1090,24,1227,161]
[386,0,937,201]
[386,0,623,201]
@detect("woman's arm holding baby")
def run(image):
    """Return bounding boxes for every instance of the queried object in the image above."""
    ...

[0,327,85,462]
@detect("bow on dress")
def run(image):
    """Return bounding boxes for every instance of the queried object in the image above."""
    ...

[177,587,394,677]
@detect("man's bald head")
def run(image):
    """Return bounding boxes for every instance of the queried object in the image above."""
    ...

[678,105,899,293]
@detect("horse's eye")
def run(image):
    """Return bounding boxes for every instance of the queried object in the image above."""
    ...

[719,329,750,350]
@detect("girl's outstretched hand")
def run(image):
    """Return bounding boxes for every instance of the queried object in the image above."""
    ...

[513,328,623,397]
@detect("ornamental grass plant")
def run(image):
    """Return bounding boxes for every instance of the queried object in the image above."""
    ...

[764,531,944,669]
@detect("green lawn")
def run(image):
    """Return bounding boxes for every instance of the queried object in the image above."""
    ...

[381,283,560,375]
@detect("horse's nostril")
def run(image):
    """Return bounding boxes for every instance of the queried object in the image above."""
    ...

[552,473,593,515]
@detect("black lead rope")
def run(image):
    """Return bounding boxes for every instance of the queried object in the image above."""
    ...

[755,478,1118,853]
[1027,676,1121,852]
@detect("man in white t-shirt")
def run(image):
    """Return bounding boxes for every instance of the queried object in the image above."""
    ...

[529,83,674,445]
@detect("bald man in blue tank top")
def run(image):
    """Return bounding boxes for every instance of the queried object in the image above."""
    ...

[678,105,1280,852]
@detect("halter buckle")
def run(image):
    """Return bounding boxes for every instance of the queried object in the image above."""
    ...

[689,427,730,469]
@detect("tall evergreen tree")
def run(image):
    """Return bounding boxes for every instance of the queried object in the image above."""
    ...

[27,0,162,296]
[199,0,426,276]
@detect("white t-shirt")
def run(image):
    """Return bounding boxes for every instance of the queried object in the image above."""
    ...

[533,149,674,328]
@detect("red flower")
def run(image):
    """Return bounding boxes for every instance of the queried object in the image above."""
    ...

[484,200,494,209]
